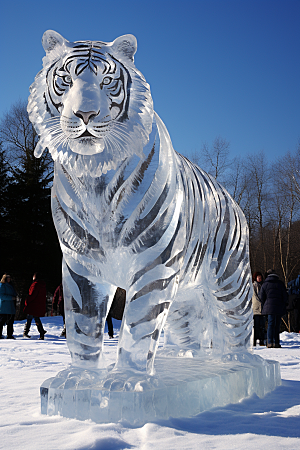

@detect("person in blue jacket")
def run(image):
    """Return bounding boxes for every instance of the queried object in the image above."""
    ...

[259,269,288,348]
[0,274,17,339]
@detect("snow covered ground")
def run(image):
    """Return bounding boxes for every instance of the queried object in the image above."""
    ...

[0,317,299,450]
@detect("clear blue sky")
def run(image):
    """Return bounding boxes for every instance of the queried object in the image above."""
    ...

[0,0,299,161]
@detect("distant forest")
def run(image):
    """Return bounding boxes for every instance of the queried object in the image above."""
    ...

[1,101,300,311]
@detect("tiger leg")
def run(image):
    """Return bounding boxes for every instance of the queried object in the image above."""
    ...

[162,286,215,356]
[114,274,179,376]
[62,260,117,369]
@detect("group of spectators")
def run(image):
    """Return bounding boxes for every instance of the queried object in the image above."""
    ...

[0,272,65,340]
[1,268,296,347]
[0,273,113,340]
[252,269,295,348]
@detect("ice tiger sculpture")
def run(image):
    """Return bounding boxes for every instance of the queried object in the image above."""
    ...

[28,31,253,379]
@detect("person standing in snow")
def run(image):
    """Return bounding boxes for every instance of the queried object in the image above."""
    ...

[23,272,47,340]
[0,274,17,339]
[259,269,288,348]
[252,271,265,346]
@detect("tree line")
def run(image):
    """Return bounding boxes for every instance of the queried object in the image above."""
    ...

[0,101,299,309]
[190,136,300,285]
[0,101,61,311]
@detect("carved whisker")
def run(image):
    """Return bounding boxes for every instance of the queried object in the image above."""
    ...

[106,134,122,155]
[44,116,61,124]
[46,125,63,134]
[102,135,114,155]
[51,131,69,147]
[111,128,134,146]
[111,126,132,140]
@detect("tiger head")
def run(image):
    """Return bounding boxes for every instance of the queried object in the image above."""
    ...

[28,31,153,176]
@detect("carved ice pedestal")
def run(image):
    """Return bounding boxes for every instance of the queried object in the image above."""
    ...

[40,355,281,426]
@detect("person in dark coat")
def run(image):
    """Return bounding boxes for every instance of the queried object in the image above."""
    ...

[0,274,17,339]
[52,283,66,337]
[23,272,47,340]
[287,275,300,333]
[259,269,288,348]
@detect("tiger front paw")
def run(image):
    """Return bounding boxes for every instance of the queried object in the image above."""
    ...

[99,369,165,392]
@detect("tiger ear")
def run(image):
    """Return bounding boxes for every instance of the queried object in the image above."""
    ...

[42,30,68,54]
[111,34,137,62]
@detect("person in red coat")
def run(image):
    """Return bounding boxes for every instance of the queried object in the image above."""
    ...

[23,272,47,340]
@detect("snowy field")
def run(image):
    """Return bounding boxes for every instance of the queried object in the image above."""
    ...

[0,317,299,450]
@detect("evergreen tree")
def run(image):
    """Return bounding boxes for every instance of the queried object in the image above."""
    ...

[0,101,61,299]
[0,142,11,246]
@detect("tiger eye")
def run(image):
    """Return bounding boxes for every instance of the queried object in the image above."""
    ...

[102,76,112,85]
[64,75,72,83]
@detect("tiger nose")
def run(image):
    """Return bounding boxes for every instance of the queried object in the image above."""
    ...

[74,110,99,125]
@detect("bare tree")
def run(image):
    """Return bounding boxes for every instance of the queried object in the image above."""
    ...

[245,151,270,272]
[0,100,53,185]
[284,144,300,206]
[190,136,231,183]
[271,152,300,285]
[225,156,250,206]
[201,136,231,181]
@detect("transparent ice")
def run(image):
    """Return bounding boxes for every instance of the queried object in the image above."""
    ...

[28,31,281,424]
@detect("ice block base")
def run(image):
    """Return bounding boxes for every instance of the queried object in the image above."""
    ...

[40,354,281,426]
